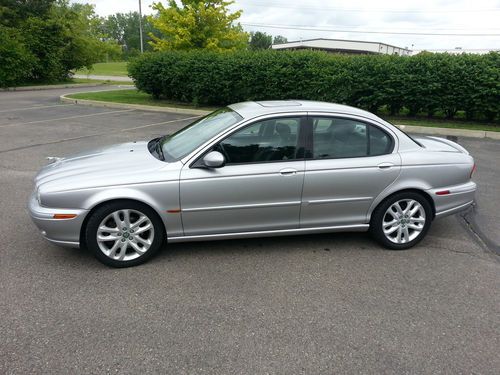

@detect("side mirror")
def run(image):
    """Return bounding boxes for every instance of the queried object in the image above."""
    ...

[202,151,225,168]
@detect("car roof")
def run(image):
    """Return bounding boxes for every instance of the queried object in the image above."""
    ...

[228,100,381,122]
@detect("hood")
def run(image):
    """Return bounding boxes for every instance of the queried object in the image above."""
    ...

[35,141,169,193]
[413,136,469,154]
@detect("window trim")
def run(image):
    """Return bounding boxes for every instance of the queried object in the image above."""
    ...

[305,115,395,161]
[190,114,309,168]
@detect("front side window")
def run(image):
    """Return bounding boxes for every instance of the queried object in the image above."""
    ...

[215,117,302,164]
[311,117,392,159]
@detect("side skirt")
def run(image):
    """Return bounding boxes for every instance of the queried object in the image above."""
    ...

[167,224,369,243]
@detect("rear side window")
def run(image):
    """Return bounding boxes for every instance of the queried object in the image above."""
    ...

[311,117,393,159]
[369,124,393,156]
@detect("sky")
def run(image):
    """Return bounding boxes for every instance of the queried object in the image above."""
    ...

[72,0,500,50]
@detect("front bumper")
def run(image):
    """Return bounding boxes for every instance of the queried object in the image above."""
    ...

[428,181,476,219]
[28,193,88,248]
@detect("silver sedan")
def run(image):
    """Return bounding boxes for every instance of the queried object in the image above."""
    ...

[29,101,477,267]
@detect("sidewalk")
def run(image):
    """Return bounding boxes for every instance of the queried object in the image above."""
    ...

[73,74,133,82]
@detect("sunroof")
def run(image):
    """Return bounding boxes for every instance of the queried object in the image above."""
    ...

[256,101,302,107]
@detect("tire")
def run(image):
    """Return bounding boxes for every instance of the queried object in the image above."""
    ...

[85,200,165,267]
[370,192,433,250]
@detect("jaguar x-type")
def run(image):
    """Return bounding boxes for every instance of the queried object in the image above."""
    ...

[29,101,476,267]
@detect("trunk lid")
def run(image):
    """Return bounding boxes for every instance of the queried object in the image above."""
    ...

[413,136,469,154]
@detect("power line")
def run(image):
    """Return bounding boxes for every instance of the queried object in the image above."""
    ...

[241,23,500,36]
[243,21,500,32]
[236,0,500,14]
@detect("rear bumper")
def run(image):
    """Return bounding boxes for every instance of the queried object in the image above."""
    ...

[427,181,476,219]
[28,193,87,248]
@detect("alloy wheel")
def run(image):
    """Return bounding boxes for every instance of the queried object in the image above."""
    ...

[382,199,426,244]
[96,209,155,261]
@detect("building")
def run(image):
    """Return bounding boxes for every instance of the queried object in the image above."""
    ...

[271,38,411,56]
[411,48,500,55]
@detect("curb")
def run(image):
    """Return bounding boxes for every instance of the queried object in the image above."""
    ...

[2,83,109,92]
[59,93,500,140]
[60,93,211,116]
[396,124,500,140]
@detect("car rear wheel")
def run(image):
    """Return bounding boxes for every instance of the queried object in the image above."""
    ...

[370,192,432,250]
[85,201,165,267]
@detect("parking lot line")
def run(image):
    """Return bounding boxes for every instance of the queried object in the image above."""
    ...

[0,116,197,154]
[124,116,200,131]
[0,109,134,128]
[0,103,74,113]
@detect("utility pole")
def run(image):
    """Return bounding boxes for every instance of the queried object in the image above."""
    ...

[138,0,144,53]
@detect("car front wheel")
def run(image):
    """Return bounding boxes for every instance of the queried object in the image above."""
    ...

[85,201,165,267]
[370,192,432,250]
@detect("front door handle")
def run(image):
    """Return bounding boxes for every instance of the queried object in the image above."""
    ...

[378,162,394,169]
[280,168,297,176]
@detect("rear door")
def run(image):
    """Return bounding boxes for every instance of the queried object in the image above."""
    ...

[300,115,401,227]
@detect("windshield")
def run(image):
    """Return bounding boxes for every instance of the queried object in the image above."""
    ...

[159,107,242,162]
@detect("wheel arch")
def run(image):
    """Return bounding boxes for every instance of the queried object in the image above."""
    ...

[368,188,436,223]
[79,198,167,248]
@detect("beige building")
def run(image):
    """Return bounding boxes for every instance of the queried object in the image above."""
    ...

[411,48,500,55]
[272,38,411,56]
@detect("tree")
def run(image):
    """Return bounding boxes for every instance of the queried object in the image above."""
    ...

[249,31,272,50]
[273,35,288,45]
[0,0,55,26]
[149,0,248,51]
[101,12,156,57]
[0,0,121,85]
[0,25,35,87]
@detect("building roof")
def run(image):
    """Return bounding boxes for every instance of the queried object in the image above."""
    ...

[271,38,411,55]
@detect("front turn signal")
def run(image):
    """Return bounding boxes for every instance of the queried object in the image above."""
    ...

[53,214,77,219]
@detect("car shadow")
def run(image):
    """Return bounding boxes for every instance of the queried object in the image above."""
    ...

[155,231,378,262]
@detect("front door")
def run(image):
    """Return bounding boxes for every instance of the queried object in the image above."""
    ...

[180,116,307,236]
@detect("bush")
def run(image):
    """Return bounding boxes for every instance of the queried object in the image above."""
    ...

[128,50,500,122]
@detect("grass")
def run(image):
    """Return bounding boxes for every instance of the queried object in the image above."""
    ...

[384,116,500,132]
[75,62,128,77]
[67,89,217,111]
[66,89,500,132]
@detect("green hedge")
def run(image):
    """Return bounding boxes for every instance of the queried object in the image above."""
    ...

[128,50,500,122]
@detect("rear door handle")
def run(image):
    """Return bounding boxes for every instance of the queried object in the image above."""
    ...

[378,162,394,169]
[280,168,297,176]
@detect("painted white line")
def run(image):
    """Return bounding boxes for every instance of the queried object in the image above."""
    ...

[123,116,200,131]
[0,117,198,153]
[0,109,134,128]
[0,103,74,113]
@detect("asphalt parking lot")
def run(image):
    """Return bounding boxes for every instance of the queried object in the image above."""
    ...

[1,87,499,374]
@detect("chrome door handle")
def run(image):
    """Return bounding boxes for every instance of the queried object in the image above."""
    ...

[280,168,297,176]
[378,162,394,169]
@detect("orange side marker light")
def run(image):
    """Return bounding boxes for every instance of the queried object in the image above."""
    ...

[53,214,77,219]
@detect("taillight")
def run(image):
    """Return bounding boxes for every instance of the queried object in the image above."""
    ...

[436,190,450,195]
[470,163,476,179]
